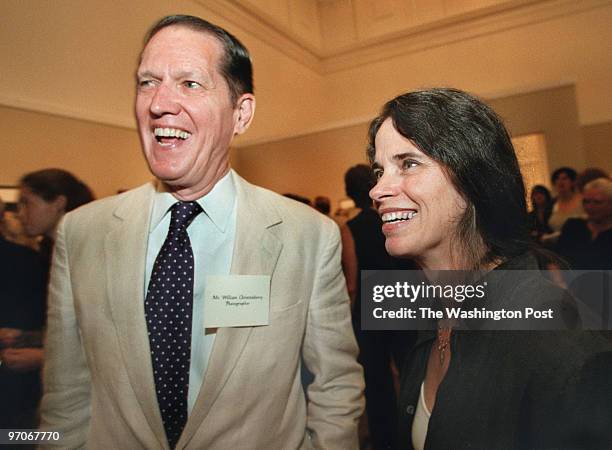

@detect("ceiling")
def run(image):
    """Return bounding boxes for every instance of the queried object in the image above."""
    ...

[2,0,610,147]
[203,0,557,71]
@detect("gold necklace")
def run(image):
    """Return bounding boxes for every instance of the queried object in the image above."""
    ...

[437,326,452,366]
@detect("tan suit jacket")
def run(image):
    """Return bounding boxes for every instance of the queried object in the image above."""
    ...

[40,174,364,449]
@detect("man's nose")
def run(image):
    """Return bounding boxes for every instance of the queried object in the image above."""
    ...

[150,84,181,116]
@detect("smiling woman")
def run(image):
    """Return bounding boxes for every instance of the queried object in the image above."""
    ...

[366,88,612,450]
[368,89,528,271]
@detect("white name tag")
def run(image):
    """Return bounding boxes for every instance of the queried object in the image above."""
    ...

[203,275,270,328]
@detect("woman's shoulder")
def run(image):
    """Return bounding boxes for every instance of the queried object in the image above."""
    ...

[487,253,580,328]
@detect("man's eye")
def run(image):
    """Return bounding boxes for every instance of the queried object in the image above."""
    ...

[138,79,155,88]
[373,169,383,179]
[184,81,201,89]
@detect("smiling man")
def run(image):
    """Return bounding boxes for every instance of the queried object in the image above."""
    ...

[39,15,363,450]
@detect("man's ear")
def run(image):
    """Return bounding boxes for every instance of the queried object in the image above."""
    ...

[234,93,255,135]
[52,195,68,214]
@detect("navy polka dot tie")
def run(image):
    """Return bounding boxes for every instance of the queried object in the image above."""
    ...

[145,201,202,449]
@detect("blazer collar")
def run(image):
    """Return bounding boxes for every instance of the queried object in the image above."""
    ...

[104,182,171,449]
[179,173,284,448]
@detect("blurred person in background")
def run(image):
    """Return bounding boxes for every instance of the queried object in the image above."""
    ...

[314,195,331,216]
[0,169,94,429]
[576,167,610,193]
[548,167,585,234]
[0,197,38,249]
[0,197,47,430]
[527,184,553,243]
[341,164,416,450]
[282,192,311,206]
[18,168,94,272]
[557,177,612,269]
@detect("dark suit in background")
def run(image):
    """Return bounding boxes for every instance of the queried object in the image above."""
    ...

[347,208,416,450]
[0,236,46,429]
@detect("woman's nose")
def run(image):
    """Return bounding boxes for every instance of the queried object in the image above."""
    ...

[370,173,398,204]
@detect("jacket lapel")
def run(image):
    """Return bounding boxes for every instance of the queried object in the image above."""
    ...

[104,183,169,449]
[180,174,283,446]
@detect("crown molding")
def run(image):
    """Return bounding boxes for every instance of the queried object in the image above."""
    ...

[198,0,322,72]
[0,93,136,130]
[320,0,612,73]
[199,0,612,74]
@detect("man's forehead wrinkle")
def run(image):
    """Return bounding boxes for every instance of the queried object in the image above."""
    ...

[137,61,216,86]
[139,42,220,84]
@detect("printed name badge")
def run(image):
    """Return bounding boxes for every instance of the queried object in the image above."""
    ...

[203,275,270,328]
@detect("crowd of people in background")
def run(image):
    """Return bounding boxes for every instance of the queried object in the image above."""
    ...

[0,169,93,432]
[527,166,612,270]
[1,161,610,446]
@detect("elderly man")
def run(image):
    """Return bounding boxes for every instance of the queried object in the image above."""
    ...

[40,15,363,450]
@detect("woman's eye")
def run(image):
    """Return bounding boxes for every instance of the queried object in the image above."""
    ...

[373,169,383,179]
[402,160,418,170]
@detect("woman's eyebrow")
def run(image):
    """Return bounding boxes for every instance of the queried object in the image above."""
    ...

[392,151,421,162]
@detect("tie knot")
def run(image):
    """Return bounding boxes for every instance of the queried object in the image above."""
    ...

[170,201,202,230]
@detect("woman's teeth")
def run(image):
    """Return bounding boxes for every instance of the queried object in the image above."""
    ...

[381,211,417,223]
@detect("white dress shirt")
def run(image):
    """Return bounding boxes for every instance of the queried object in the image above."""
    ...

[145,170,237,413]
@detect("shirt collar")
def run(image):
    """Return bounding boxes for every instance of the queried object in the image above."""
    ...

[150,169,236,234]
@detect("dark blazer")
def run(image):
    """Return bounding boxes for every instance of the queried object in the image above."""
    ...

[0,236,46,330]
[397,253,612,450]
[0,236,46,428]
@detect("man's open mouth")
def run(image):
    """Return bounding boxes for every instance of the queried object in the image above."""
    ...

[154,127,191,143]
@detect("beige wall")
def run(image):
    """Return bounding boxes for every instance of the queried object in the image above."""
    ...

[488,85,585,172]
[582,122,612,174]
[0,106,146,198]
[234,123,370,211]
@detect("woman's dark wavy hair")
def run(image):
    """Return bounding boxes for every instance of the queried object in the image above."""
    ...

[367,88,529,268]
[20,169,94,212]
[143,15,253,105]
